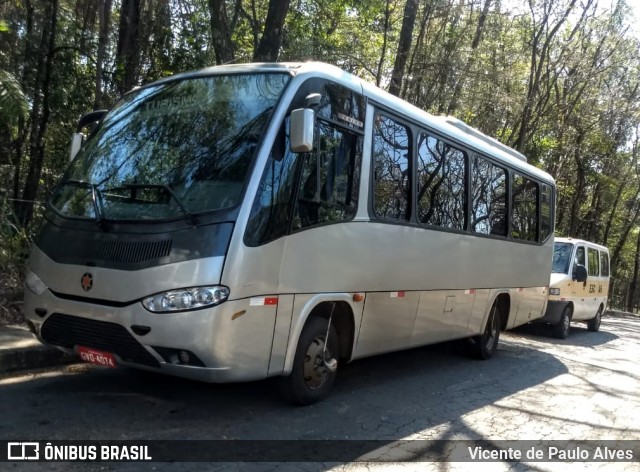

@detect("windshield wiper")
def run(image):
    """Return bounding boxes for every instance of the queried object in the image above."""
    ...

[56,179,107,228]
[117,184,197,225]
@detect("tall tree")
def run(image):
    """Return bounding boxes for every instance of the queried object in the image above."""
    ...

[388,0,418,97]
[115,0,141,94]
[18,0,59,226]
[208,0,235,64]
[252,0,291,61]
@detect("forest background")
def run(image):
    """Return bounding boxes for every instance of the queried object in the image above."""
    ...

[1,0,640,320]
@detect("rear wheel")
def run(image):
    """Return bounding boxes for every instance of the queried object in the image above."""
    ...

[280,317,339,405]
[587,306,602,332]
[469,303,501,360]
[553,306,572,339]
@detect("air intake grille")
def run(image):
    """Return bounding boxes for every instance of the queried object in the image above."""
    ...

[82,239,172,264]
[41,313,160,367]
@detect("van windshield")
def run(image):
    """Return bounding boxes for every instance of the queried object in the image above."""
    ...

[552,242,573,274]
[51,73,290,221]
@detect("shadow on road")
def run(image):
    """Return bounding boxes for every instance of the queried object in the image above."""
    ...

[511,321,618,347]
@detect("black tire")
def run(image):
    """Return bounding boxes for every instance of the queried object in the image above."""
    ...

[469,303,501,360]
[553,306,572,339]
[279,317,339,405]
[587,306,602,332]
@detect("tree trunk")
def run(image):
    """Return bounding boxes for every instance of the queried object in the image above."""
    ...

[375,0,392,87]
[116,0,141,95]
[95,0,113,109]
[446,0,492,114]
[253,0,291,62]
[208,0,235,64]
[18,0,59,227]
[388,0,418,97]
[626,228,640,312]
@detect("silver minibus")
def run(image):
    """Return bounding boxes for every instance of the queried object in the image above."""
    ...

[24,62,556,404]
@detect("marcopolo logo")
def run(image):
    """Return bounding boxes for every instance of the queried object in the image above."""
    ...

[7,442,39,460]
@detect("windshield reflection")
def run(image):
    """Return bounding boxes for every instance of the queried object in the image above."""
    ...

[552,242,573,274]
[52,73,290,221]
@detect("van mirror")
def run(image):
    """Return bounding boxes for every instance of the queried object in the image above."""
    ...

[69,132,84,162]
[290,108,314,153]
[573,264,587,283]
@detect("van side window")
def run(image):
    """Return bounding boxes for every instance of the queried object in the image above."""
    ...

[540,184,553,241]
[588,248,599,276]
[574,246,586,276]
[600,252,610,277]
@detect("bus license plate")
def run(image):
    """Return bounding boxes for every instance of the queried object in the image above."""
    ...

[77,346,116,368]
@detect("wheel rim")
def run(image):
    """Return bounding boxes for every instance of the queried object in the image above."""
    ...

[595,310,602,329]
[484,311,498,351]
[303,335,332,390]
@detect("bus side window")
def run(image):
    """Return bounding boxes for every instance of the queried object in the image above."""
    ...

[373,114,411,221]
[292,123,361,230]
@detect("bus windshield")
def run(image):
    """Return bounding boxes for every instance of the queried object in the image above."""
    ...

[52,73,290,221]
[552,242,574,274]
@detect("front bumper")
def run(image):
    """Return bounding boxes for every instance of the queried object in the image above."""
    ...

[24,288,279,383]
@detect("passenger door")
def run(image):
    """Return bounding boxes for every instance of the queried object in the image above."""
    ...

[570,245,588,320]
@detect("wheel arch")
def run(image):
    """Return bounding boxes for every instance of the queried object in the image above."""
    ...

[282,294,360,376]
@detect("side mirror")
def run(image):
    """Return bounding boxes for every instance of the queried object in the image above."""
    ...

[69,109,108,162]
[77,109,107,131]
[289,108,314,153]
[69,132,84,162]
[573,264,588,283]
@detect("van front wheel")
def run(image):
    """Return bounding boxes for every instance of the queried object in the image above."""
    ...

[553,306,572,339]
[280,317,339,405]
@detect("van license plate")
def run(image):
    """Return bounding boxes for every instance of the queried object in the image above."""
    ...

[77,346,116,368]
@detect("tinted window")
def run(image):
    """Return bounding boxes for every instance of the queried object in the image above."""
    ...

[471,156,506,235]
[512,174,538,241]
[541,184,553,241]
[552,242,573,274]
[293,123,361,230]
[245,120,300,246]
[600,251,610,277]
[573,246,587,267]
[373,115,410,220]
[588,248,600,276]
[53,74,289,221]
[417,133,467,230]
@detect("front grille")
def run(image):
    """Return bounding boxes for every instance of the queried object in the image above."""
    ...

[41,313,160,367]
[82,239,172,264]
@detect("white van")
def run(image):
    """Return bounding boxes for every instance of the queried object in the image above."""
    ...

[537,237,610,338]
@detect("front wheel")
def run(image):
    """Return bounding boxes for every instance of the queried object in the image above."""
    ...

[553,306,572,339]
[469,303,501,360]
[279,317,339,405]
[587,306,602,332]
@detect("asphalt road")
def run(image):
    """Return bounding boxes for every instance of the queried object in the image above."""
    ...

[1,314,639,471]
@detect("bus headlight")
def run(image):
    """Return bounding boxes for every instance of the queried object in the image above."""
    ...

[549,288,561,296]
[25,269,48,295]
[142,286,230,313]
